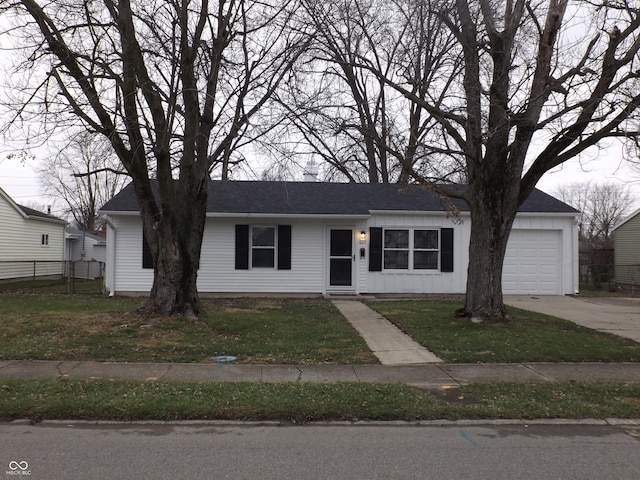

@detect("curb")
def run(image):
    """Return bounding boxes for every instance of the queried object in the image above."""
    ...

[5,418,640,427]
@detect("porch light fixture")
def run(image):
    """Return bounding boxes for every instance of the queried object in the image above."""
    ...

[359,230,366,242]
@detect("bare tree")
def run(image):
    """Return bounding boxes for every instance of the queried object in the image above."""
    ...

[39,131,128,231]
[265,0,462,184]
[555,181,633,245]
[556,180,633,287]
[271,0,393,182]
[352,0,640,321]
[2,0,307,316]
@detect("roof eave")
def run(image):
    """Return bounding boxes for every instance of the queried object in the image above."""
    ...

[368,209,469,216]
[515,211,581,217]
[99,210,140,216]
[207,212,372,219]
[24,214,67,226]
[613,206,640,232]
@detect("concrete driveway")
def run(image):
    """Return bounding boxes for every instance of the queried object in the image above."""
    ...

[504,295,640,343]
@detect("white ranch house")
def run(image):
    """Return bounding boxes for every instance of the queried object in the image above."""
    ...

[100,181,580,296]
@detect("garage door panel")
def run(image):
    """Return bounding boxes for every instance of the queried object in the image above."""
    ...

[503,230,562,295]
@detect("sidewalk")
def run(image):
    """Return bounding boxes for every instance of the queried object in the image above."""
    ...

[2,359,640,388]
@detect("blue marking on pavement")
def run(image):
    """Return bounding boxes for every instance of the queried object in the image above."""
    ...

[459,430,478,446]
[211,355,237,363]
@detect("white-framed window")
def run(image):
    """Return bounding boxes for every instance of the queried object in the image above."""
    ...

[41,234,49,246]
[383,228,439,270]
[413,229,439,270]
[383,229,409,269]
[251,226,276,268]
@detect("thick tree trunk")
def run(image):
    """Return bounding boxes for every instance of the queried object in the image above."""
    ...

[147,237,201,318]
[461,184,519,323]
[140,181,208,318]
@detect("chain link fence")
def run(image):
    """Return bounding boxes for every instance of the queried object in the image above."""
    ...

[615,264,640,295]
[0,260,105,294]
[579,261,640,294]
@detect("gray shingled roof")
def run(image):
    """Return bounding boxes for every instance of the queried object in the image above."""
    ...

[100,180,579,215]
[17,204,67,223]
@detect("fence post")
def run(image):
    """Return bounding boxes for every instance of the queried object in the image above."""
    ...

[66,261,74,294]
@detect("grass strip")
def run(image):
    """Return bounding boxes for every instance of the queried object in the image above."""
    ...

[367,300,640,363]
[1,380,640,422]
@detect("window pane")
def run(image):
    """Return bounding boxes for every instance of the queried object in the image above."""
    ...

[330,229,352,256]
[414,251,438,270]
[384,230,409,249]
[252,248,274,268]
[384,250,409,269]
[252,227,275,246]
[415,230,438,250]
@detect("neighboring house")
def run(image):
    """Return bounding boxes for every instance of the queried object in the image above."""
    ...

[100,181,580,297]
[0,187,67,280]
[613,208,640,292]
[65,227,106,279]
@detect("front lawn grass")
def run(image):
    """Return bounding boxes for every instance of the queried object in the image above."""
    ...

[367,300,640,363]
[2,380,639,422]
[0,294,376,364]
[3,293,640,365]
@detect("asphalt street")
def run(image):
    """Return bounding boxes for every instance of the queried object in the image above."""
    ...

[1,422,639,479]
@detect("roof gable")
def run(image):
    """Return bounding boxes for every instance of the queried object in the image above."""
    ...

[0,187,28,219]
[100,180,579,216]
[0,187,67,224]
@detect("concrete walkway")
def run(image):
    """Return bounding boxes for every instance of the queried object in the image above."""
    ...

[2,360,640,388]
[331,299,442,365]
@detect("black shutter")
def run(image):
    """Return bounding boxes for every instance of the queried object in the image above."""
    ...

[440,228,454,272]
[235,224,249,270]
[369,227,383,271]
[277,225,292,270]
[142,232,153,269]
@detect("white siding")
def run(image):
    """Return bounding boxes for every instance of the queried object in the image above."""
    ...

[110,215,154,293]
[108,216,329,294]
[0,193,66,280]
[362,213,577,295]
[198,218,325,293]
[105,211,578,296]
[66,235,106,279]
[93,244,106,263]
[362,213,468,294]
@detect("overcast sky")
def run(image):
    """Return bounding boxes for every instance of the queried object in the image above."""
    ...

[1,5,639,215]
[2,141,639,211]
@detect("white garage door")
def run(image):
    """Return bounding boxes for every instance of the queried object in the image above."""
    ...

[503,230,562,294]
